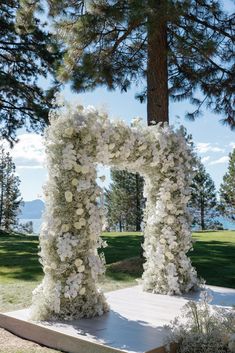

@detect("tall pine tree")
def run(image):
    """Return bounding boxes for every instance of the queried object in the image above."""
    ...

[0,0,60,144]
[190,160,220,230]
[18,0,234,127]
[0,145,22,230]
[105,169,144,231]
[219,148,235,222]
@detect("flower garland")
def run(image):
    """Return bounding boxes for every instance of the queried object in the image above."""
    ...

[31,105,199,320]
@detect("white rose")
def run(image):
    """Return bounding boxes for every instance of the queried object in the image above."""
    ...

[65,191,73,202]
[51,262,57,270]
[166,252,174,260]
[71,178,79,186]
[74,222,81,230]
[64,127,74,137]
[80,218,86,226]
[167,216,175,225]
[61,224,70,232]
[74,164,82,173]
[77,265,85,273]
[109,143,115,150]
[81,165,89,174]
[79,287,86,295]
[75,259,83,267]
[139,144,147,151]
[76,208,84,215]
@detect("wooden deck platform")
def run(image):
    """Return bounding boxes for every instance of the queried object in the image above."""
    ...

[0,285,234,353]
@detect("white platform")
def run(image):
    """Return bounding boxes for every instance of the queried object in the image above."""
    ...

[0,285,235,353]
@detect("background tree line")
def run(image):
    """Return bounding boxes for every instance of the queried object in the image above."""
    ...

[105,170,145,232]
[0,145,22,231]
[105,149,235,231]
[0,143,233,234]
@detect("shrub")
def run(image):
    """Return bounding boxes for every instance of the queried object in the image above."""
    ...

[167,291,235,353]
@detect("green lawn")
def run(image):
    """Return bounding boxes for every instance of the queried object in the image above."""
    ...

[191,231,235,288]
[0,230,234,312]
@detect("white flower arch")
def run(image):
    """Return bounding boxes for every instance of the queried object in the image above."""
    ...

[32,105,198,320]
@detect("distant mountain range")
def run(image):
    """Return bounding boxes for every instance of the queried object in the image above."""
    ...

[19,199,45,219]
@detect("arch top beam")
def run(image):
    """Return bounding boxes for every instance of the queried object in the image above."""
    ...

[31,105,199,320]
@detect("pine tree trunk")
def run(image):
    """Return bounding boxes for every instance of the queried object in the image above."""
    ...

[135,173,141,231]
[0,179,3,228]
[147,2,169,125]
[119,220,122,232]
[200,198,205,230]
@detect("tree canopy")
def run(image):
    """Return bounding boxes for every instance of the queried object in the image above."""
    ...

[17,0,234,127]
[0,0,60,144]
[105,169,144,231]
[220,148,235,222]
[0,145,22,230]
[190,160,220,230]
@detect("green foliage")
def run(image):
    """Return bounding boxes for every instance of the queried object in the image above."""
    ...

[0,145,22,230]
[18,220,34,234]
[190,160,220,230]
[17,0,234,127]
[220,149,235,222]
[0,0,60,144]
[105,169,144,231]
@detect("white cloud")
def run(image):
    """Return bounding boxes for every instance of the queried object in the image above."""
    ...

[11,133,45,169]
[196,142,225,154]
[209,156,229,165]
[229,142,235,149]
[17,165,44,169]
[201,156,210,163]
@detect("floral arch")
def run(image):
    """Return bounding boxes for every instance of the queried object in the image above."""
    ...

[32,105,198,320]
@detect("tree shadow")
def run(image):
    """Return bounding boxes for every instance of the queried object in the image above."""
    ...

[0,235,43,281]
[45,310,171,353]
[101,235,142,264]
[191,240,235,288]
[0,234,234,289]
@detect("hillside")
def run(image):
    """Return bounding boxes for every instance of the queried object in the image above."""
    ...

[19,199,45,219]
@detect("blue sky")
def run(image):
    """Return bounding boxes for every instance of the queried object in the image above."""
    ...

[10,0,235,201]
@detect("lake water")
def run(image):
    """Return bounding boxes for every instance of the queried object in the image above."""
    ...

[19,219,42,235]
[19,216,235,235]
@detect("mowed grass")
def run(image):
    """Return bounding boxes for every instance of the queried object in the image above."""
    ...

[191,231,235,288]
[0,230,234,312]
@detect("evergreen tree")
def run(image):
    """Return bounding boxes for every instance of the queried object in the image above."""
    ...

[18,220,34,234]
[0,145,22,230]
[190,160,220,230]
[219,149,235,222]
[18,0,234,127]
[105,169,144,231]
[0,0,60,145]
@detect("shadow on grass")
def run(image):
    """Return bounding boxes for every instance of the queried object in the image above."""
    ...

[0,236,43,281]
[191,240,235,288]
[106,257,144,282]
[0,233,234,289]
[105,238,235,289]
[101,235,143,264]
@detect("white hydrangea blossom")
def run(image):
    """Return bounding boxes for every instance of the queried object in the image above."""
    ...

[31,104,199,320]
[57,233,80,261]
